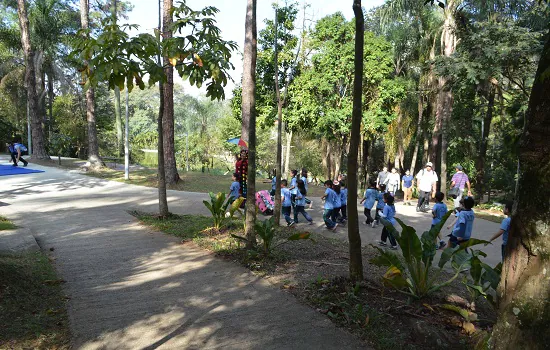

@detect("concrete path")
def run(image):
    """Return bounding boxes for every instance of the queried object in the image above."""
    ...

[0,158,366,350]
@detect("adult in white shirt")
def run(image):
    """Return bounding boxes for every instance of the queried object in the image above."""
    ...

[415,162,438,212]
[386,168,401,196]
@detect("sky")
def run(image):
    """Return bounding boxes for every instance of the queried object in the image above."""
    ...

[123,0,387,97]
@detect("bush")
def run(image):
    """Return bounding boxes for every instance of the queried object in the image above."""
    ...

[202,192,244,229]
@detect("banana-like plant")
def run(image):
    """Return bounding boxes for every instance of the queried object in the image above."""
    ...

[371,211,490,299]
[202,192,244,229]
[232,217,311,256]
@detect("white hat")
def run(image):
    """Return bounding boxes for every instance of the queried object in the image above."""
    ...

[426,162,433,167]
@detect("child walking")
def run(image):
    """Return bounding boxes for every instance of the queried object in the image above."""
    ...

[331,182,342,223]
[289,169,299,222]
[294,179,313,225]
[280,179,295,227]
[360,180,378,225]
[448,196,475,248]
[228,173,241,204]
[339,181,348,222]
[377,193,398,250]
[489,201,512,261]
[373,184,387,227]
[321,180,338,231]
[431,191,448,249]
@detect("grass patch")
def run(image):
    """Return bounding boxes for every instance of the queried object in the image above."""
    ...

[0,216,16,231]
[473,211,504,224]
[0,251,69,349]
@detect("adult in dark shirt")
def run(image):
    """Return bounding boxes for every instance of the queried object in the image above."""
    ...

[376,166,389,189]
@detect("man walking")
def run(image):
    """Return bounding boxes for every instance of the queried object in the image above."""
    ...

[415,162,438,212]
[450,164,472,209]
[376,166,389,189]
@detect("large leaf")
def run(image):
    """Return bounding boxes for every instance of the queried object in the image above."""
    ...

[469,255,483,284]
[451,249,472,271]
[438,246,460,268]
[228,197,245,218]
[369,245,404,271]
[481,262,502,290]
[383,266,409,289]
[421,210,453,265]
[395,218,422,264]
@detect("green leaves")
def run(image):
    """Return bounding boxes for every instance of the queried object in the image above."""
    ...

[202,192,241,229]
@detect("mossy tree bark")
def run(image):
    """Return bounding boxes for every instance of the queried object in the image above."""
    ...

[492,34,550,350]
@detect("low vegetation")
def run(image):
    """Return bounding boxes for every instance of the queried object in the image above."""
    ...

[0,252,69,349]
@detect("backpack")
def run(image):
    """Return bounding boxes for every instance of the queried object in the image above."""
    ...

[16,143,28,152]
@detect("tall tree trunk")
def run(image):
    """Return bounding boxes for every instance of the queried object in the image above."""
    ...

[242,0,257,248]
[474,83,495,201]
[492,34,550,350]
[17,0,48,159]
[361,138,369,189]
[162,0,179,186]
[114,88,123,155]
[433,3,457,192]
[410,94,423,174]
[347,0,364,281]
[323,139,332,180]
[284,130,292,176]
[157,0,169,217]
[273,6,282,226]
[80,0,102,168]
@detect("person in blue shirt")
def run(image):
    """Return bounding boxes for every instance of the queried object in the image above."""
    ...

[360,180,378,225]
[448,196,475,248]
[280,179,294,227]
[270,175,277,196]
[229,173,241,203]
[431,191,448,249]
[294,179,313,225]
[374,184,387,228]
[289,169,299,222]
[301,168,312,209]
[321,180,338,231]
[401,170,414,205]
[489,201,512,261]
[339,181,348,222]
[331,183,342,223]
[377,193,398,250]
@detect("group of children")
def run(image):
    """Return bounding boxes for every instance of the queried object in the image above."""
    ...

[319,179,348,231]
[231,167,512,262]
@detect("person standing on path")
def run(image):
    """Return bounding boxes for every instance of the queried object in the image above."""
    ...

[449,165,472,209]
[376,166,389,189]
[415,162,438,212]
[280,179,294,227]
[321,180,338,231]
[386,168,400,196]
[294,179,313,225]
[360,180,378,225]
[402,170,414,205]
[289,170,299,222]
[489,201,512,261]
[377,193,398,250]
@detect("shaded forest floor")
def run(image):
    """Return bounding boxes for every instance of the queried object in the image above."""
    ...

[134,212,497,350]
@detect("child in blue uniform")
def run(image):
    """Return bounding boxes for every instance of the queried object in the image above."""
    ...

[374,184,387,227]
[448,196,475,248]
[431,192,448,249]
[339,181,348,222]
[360,180,377,225]
[229,173,241,203]
[280,179,294,227]
[377,193,398,250]
[489,201,512,261]
[294,179,313,225]
[321,180,338,231]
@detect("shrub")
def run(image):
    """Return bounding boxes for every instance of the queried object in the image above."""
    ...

[370,211,490,299]
[202,192,244,229]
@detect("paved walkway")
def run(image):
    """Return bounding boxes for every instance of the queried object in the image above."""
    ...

[0,158,365,350]
[0,158,503,348]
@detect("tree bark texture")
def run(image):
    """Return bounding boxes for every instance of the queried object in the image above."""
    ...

[492,35,550,350]
[114,87,123,155]
[80,0,102,168]
[347,0,364,281]
[474,83,495,200]
[157,0,169,217]
[162,0,179,186]
[273,6,282,226]
[17,0,48,159]
[242,0,257,248]
[284,130,292,177]
[410,94,423,175]
[322,139,332,180]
